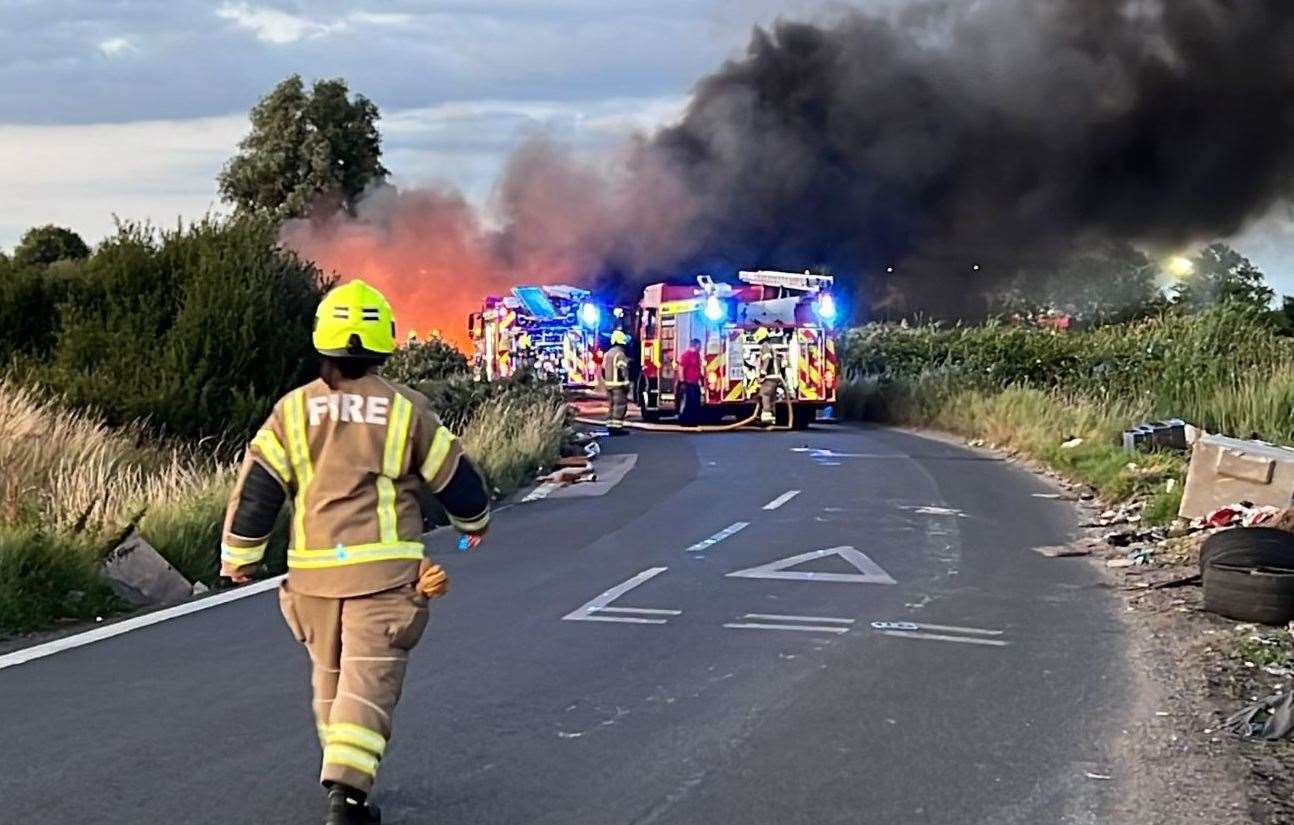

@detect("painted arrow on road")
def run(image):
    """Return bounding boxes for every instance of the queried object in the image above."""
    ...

[725,546,896,584]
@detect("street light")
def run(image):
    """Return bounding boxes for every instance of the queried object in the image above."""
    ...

[1167,256,1195,278]
[579,302,601,328]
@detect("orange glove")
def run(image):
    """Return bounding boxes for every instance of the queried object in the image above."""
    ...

[417,563,450,599]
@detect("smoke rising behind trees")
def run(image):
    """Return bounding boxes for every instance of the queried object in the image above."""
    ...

[281,0,1294,333]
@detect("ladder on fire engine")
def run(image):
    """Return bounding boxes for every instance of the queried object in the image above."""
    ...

[738,270,833,293]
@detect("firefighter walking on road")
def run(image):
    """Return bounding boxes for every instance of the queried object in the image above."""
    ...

[602,329,631,433]
[755,325,783,426]
[219,280,491,825]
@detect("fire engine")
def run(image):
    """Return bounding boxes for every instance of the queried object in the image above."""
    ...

[633,270,840,427]
[468,285,605,385]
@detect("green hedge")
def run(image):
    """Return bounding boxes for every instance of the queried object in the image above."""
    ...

[25,215,327,443]
[843,305,1294,443]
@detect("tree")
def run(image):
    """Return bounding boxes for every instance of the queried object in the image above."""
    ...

[994,241,1161,326]
[13,225,90,268]
[45,215,327,440]
[1172,243,1274,312]
[219,74,388,218]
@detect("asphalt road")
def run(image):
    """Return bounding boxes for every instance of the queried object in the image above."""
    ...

[0,424,1131,824]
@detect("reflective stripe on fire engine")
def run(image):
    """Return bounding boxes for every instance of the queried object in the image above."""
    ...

[725,381,746,402]
[377,393,414,544]
[288,541,425,569]
[284,390,315,553]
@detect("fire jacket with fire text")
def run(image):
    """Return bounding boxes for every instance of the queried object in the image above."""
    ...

[220,373,490,598]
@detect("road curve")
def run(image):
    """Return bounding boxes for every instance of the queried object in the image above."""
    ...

[0,424,1131,825]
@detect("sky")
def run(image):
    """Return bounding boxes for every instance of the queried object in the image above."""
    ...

[1,0,1291,292]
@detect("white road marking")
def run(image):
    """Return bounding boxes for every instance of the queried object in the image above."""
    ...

[726,546,897,585]
[743,613,854,624]
[724,623,854,636]
[762,490,801,510]
[685,522,749,553]
[596,607,682,616]
[870,620,1009,647]
[724,622,851,634]
[0,575,287,672]
[908,622,1003,636]
[562,567,677,625]
[876,630,1008,647]
[903,505,966,517]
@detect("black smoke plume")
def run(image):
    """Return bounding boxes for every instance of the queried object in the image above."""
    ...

[287,0,1294,325]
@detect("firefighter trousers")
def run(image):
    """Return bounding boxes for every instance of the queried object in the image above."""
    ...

[278,580,430,794]
[606,386,629,429]
[758,378,781,424]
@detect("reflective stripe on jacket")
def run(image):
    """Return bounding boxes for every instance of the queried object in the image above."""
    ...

[602,346,630,388]
[221,373,490,598]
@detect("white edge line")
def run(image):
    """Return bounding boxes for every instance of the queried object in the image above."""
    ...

[762,490,801,510]
[879,631,1008,647]
[744,613,854,624]
[0,575,287,672]
[724,623,850,634]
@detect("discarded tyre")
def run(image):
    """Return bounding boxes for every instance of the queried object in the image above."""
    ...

[1201,528,1294,625]
[1200,527,1294,570]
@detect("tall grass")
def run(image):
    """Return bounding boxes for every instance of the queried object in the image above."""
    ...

[460,393,568,495]
[840,307,1291,523]
[0,376,569,635]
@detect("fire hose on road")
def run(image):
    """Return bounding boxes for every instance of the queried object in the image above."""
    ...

[572,399,798,433]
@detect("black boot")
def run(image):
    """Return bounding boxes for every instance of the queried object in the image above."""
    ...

[325,786,381,824]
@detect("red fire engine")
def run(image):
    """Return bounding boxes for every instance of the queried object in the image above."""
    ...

[468,285,604,385]
[633,270,840,427]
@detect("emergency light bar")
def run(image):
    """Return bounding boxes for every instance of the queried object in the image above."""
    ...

[738,270,834,292]
[512,286,558,319]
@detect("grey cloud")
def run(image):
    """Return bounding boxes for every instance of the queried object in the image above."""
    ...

[0,1,747,124]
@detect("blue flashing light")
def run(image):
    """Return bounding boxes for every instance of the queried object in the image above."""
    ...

[704,294,725,322]
[815,293,838,324]
[579,302,601,328]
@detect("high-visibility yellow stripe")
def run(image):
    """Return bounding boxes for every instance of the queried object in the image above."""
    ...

[284,390,314,553]
[375,477,397,542]
[449,510,490,533]
[382,395,413,477]
[251,429,291,485]
[326,723,387,757]
[376,394,412,543]
[420,426,457,481]
[221,542,266,565]
[287,541,425,569]
[323,744,379,777]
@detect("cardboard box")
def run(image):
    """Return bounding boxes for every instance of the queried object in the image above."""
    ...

[1179,434,1294,518]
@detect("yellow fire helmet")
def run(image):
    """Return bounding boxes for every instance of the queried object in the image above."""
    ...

[313,279,397,360]
[753,326,770,343]
[610,329,630,346]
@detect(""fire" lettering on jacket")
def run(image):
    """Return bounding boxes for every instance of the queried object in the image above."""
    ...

[306,394,391,426]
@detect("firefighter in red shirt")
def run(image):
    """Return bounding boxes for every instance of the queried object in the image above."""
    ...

[677,338,703,425]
